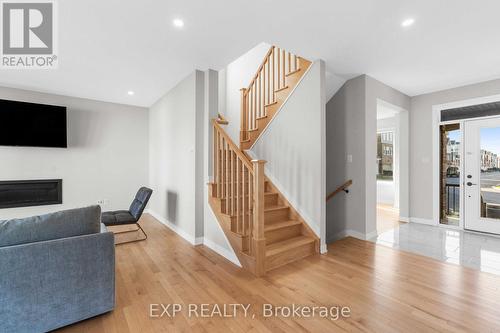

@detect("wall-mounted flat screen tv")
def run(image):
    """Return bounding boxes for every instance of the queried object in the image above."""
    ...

[0,99,67,148]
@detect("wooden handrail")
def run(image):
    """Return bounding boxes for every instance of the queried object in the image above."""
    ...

[213,119,253,171]
[240,45,303,144]
[212,120,266,254]
[326,180,352,202]
[216,113,228,125]
[244,46,275,95]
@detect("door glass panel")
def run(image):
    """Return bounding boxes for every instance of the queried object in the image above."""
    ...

[440,124,460,226]
[377,131,394,180]
[480,127,500,219]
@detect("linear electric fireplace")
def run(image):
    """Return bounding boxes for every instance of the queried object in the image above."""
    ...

[0,179,62,209]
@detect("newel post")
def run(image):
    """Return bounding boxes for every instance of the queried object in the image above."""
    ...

[252,159,266,276]
[240,88,247,143]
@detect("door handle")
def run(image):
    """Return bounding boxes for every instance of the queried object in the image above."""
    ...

[467,182,477,186]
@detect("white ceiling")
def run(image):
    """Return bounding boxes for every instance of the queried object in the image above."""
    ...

[2,0,500,107]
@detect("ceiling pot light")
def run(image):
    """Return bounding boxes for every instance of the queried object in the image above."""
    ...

[127,91,135,96]
[173,19,184,28]
[401,18,415,27]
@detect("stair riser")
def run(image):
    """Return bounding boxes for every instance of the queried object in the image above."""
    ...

[220,194,278,213]
[213,182,270,195]
[265,225,302,245]
[239,58,311,150]
[265,207,289,223]
[266,241,315,271]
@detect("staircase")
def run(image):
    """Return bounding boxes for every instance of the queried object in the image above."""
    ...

[208,46,318,276]
[240,46,312,149]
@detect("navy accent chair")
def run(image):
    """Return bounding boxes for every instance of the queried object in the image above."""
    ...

[101,187,153,244]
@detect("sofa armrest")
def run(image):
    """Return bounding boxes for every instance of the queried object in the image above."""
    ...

[0,230,115,333]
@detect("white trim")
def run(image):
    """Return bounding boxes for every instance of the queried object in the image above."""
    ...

[377,98,407,114]
[328,229,377,242]
[365,230,379,240]
[320,243,328,254]
[327,230,348,243]
[376,99,410,229]
[410,217,435,225]
[147,210,242,266]
[202,237,242,267]
[147,210,198,245]
[432,93,500,229]
[399,216,410,223]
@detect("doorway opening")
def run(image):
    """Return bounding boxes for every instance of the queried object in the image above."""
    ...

[376,101,408,233]
[439,123,461,226]
[434,96,500,235]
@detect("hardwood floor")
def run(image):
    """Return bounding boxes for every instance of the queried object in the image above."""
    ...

[58,214,500,332]
[377,204,404,233]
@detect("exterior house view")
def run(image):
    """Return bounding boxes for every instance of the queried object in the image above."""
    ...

[2,1,500,332]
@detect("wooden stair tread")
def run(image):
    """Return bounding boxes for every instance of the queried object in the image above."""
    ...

[274,85,289,92]
[264,205,288,212]
[285,68,301,77]
[264,220,301,231]
[266,236,315,257]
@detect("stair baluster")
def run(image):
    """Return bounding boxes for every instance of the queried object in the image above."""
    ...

[239,46,311,149]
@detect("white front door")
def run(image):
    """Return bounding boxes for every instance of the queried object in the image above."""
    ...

[464,117,500,234]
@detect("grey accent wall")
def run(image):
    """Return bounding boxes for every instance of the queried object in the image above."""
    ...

[365,76,410,235]
[326,75,409,241]
[326,75,366,240]
[410,78,500,220]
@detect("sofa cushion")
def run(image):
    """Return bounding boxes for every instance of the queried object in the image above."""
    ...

[0,205,101,247]
[101,210,136,225]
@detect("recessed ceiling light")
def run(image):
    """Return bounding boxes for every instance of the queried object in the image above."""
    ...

[401,18,415,27]
[173,18,184,28]
[127,91,135,96]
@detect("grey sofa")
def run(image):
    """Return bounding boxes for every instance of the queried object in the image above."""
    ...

[0,206,115,333]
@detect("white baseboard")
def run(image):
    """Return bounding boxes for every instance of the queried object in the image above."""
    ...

[328,229,377,243]
[147,210,199,245]
[399,216,410,223]
[410,217,436,225]
[320,243,328,254]
[256,164,320,237]
[346,229,370,240]
[147,210,242,267]
[202,237,242,267]
[327,230,348,243]
[365,230,378,240]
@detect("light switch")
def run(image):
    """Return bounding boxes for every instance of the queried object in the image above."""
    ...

[347,154,353,163]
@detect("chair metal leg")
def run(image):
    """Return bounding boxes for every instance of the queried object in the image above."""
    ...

[111,222,147,245]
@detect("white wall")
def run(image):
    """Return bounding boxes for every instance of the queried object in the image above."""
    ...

[218,42,271,143]
[250,60,326,251]
[148,71,205,244]
[0,86,149,220]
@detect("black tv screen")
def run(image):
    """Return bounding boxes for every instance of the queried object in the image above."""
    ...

[0,99,67,148]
